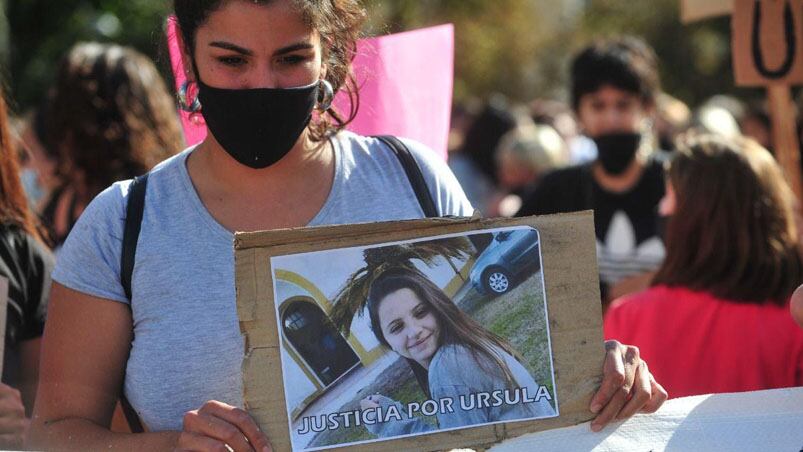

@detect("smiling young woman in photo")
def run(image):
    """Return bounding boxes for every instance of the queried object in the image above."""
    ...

[359,267,555,437]
[30,1,665,450]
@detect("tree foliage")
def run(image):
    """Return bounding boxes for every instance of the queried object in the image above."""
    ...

[3,0,172,111]
[0,0,757,112]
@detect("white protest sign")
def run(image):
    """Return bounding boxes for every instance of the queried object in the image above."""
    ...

[490,387,803,451]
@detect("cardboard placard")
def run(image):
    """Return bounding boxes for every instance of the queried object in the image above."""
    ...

[235,212,604,452]
[681,0,734,24]
[732,0,803,86]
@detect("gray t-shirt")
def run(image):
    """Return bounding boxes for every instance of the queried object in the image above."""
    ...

[52,131,472,432]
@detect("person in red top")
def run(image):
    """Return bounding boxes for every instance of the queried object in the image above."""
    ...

[605,133,803,398]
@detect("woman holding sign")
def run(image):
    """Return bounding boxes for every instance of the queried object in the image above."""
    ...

[30,1,666,450]
[359,267,555,437]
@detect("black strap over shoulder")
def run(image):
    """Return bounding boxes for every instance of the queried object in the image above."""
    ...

[120,173,148,434]
[375,135,439,218]
[121,173,148,300]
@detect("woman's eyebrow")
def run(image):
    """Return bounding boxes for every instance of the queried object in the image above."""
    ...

[209,41,253,56]
[274,42,315,56]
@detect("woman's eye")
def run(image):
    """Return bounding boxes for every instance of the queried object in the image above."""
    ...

[279,54,308,65]
[217,56,246,67]
[389,323,402,335]
[414,307,429,318]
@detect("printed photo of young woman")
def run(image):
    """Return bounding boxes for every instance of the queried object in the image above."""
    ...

[270,226,557,451]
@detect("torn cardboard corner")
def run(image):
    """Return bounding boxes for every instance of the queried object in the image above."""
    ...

[235,212,604,452]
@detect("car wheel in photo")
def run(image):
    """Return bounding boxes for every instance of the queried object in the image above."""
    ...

[483,268,511,294]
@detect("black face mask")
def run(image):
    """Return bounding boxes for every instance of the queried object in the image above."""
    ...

[197,80,319,169]
[593,132,642,175]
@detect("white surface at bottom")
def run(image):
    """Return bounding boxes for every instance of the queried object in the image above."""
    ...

[489,387,803,451]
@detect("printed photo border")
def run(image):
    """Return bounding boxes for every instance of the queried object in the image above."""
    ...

[269,226,558,451]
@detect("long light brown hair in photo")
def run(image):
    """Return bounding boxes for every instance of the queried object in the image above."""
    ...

[0,90,44,242]
[367,267,522,398]
[653,134,803,305]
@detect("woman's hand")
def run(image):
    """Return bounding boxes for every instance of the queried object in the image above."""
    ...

[177,401,272,452]
[588,340,668,432]
[359,396,381,411]
[0,383,27,448]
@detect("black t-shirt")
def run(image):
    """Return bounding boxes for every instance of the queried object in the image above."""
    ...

[0,224,53,387]
[517,159,666,292]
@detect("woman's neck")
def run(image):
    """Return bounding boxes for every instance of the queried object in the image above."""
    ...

[186,129,336,231]
[193,131,330,193]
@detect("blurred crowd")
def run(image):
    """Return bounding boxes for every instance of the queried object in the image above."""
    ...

[0,13,800,449]
[448,35,803,401]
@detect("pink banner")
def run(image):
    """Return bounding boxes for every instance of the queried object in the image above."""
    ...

[167,18,453,160]
[167,16,207,146]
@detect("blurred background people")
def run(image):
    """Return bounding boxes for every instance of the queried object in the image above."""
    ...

[494,118,568,216]
[517,36,666,307]
[654,93,691,153]
[605,134,803,398]
[42,42,184,248]
[448,96,516,215]
[0,89,54,449]
[15,102,63,214]
[740,102,773,152]
[691,103,741,140]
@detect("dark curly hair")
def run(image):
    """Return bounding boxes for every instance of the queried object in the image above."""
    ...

[173,0,366,141]
[570,36,660,111]
[47,42,184,203]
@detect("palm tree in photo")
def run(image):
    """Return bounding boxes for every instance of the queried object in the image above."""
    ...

[330,237,474,335]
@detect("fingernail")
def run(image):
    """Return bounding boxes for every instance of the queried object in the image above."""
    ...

[590,402,602,413]
[263,447,271,452]
[590,423,602,432]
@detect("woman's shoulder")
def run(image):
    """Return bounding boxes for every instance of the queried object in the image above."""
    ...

[83,146,192,216]
[334,131,444,169]
[333,131,473,217]
[430,344,500,376]
[428,344,475,384]
[429,344,512,390]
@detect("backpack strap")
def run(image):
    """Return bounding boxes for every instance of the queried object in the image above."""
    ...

[119,173,149,434]
[375,135,439,218]
[121,173,148,300]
